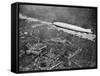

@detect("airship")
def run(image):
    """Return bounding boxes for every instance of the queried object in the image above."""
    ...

[53,22,92,33]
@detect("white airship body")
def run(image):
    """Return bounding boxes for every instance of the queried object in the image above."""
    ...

[53,22,92,33]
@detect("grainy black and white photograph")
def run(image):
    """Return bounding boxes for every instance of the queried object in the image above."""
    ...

[18,3,97,72]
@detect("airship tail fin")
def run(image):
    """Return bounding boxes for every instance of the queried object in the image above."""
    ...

[86,29,92,33]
